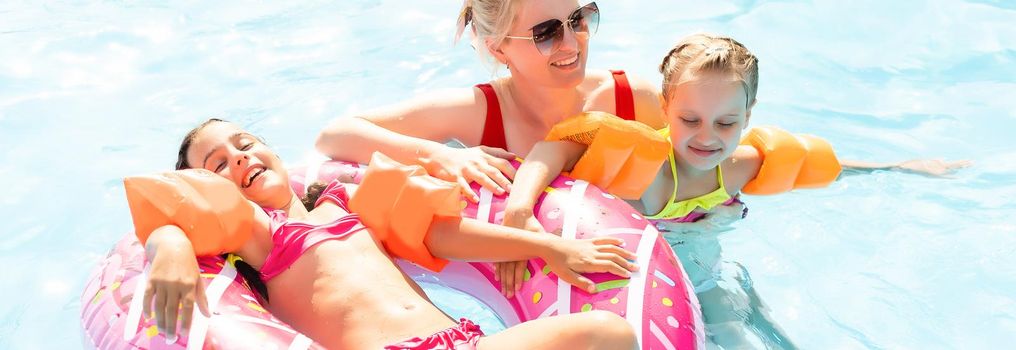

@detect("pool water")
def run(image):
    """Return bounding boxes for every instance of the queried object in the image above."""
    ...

[1,1,1014,348]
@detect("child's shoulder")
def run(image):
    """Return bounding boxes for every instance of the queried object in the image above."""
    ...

[723,145,763,193]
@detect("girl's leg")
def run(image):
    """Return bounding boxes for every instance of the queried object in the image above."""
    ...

[700,261,798,350]
[477,310,636,350]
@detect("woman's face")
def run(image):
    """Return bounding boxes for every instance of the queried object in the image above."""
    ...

[665,73,751,172]
[497,0,590,88]
[185,122,292,208]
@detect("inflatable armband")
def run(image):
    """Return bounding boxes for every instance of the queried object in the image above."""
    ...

[124,169,253,256]
[349,152,464,272]
[740,126,842,195]
[545,112,670,199]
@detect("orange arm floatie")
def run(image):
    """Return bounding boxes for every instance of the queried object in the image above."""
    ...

[545,111,670,199]
[349,152,464,272]
[739,126,842,195]
[124,169,254,256]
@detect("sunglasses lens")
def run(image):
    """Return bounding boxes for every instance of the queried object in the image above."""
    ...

[531,19,564,55]
[574,3,599,35]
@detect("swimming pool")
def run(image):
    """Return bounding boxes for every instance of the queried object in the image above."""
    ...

[1,0,1013,348]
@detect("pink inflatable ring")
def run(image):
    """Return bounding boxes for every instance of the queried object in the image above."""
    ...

[80,160,704,349]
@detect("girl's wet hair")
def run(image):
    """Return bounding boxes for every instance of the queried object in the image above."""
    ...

[659,33,759,108]
[175,118,329,304]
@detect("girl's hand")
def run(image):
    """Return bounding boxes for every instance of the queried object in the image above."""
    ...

[142,241,210,344]
[541,237,639,293]
[495,208,547,298]
[895,159,973,177]
[422,145,517,202]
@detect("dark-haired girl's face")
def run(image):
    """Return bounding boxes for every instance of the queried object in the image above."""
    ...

[185,122,291,208]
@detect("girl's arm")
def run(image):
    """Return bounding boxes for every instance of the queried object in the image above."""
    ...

[425,217,638,293]
[315,88,516,202]
[496,141,587,297]
[724,145,972,194]
[840,159,972,177]
[502,141,588,230]
[142,225,211,344]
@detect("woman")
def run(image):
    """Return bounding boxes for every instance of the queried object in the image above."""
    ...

[315,0,666,202]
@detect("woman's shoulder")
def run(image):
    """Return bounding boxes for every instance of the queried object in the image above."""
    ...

[581,69,665,128]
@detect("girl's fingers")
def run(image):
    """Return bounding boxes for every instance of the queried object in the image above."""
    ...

[163,292,181,343]
[599,244,637,261]
[512,262,526,293]
[154,288,169,335]
[179,295,195,334]
[141,283,155,320]
[195,279,211,317]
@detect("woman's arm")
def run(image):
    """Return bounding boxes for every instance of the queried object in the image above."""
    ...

[143,225,211,344]
[425,217,638,293]
[316,88,517,201]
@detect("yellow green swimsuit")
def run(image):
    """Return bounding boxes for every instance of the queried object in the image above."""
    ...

[645,128,745,223]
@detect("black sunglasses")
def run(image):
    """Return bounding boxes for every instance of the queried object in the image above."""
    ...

[505,2,599,56]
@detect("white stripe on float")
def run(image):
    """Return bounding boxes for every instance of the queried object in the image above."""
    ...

[477,187,493,223]
[123,265,149,341]
[649,320,677,350]
[288,334,313,350]
[625,224,659,347]
[186,261,238,350]
[302,159,325,193]
[557,179,588,316]
[538,301,559,319]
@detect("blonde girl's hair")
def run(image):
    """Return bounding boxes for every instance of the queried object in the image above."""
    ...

[659,33,759,108]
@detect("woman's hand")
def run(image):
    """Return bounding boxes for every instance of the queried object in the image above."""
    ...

[422,145,517,202]
[142,238,210,344]
[495,207,547,298]
[541,237,639,293]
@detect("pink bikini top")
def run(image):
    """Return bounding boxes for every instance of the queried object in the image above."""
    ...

[258,180,366,281]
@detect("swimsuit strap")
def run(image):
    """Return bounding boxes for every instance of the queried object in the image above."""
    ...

[610,70,636,121]
[646,127,732,220]
[476,83,507,150]
[478,70,635,150]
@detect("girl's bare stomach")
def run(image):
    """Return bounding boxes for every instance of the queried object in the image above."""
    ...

[265,231,457,348]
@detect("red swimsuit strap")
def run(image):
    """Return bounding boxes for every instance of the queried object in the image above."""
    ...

[610,70,636,121]
[476,83,508,150]
[477,72,636,149]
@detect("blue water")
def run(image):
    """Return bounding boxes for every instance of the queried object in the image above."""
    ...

[1,1,1014,348]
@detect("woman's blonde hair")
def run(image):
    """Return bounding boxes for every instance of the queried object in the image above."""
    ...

[659,33,759,108]
[456,0,523,70]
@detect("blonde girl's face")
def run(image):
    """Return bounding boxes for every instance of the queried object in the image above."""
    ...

[664,74,751,171]
[185,122,292,208]
[495,0,589,88]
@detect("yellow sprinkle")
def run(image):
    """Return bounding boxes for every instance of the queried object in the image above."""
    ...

[247,302,267,313]
[145,325,159,338]
[91,288,105,304]
[610,297,620,304]
[110,282,121,291]
[532,291,542,304]
[662,298,673,307]
[652,280,658,288]
[581,303,593,312]
[200,273,218,279]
